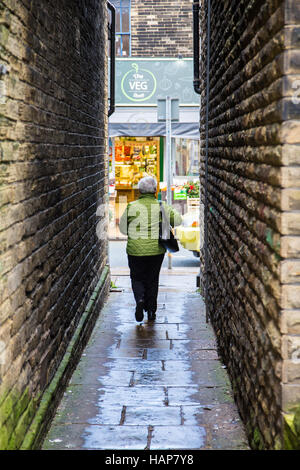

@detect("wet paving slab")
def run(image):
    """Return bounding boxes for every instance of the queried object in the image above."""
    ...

[42,273,249,450]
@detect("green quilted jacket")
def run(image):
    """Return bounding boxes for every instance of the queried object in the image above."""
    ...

[119,194,182,256]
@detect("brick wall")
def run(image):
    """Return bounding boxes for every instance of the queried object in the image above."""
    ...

[0,0,109,448]
[199,0,300,449]
[280,0,300,448]
[131,0,193,57]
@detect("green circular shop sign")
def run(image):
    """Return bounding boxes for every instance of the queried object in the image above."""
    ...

[121,63,157,103]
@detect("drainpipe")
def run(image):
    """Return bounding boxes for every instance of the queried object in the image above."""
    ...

[107,1,116,117]
[193,0,211,323]
[193,1,201,94]
[204,0,211,323]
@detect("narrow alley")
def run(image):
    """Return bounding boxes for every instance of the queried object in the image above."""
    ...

[42,245,249,450]
[0,0,299,453]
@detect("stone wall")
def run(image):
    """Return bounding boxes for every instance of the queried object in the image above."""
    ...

[131,0,193,57]
[0,0,109,449]
[199,0,300,449]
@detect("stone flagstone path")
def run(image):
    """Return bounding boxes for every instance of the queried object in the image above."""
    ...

[42,273,249,450]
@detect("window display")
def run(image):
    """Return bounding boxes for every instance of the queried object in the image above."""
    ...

[114,137,160,200]
[108,136,160,238]
[174,138,199,178]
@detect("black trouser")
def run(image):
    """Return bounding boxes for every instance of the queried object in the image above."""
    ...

[128,254,165,313]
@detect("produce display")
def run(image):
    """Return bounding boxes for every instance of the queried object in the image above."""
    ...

[114,137,159,190]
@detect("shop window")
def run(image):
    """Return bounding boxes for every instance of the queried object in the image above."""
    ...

[174,138,199,179]
[109,136,160,199]
[110,0,131,57]
[108,136,160,239]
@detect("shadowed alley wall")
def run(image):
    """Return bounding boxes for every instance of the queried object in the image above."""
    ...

[0,0,109,448]
[199,0,300,449]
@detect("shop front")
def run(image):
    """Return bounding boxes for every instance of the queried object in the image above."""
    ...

[108,58,200,241]
[108,135,162,231]
[114,136,160,200]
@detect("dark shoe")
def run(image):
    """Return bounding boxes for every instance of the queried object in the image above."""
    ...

[135,300,144,322]
[147,311,156,322]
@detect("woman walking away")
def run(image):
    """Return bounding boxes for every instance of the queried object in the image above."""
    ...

[119,176,182,323]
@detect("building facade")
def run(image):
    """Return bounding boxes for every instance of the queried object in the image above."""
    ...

[109,0,200,240]
[112,0,194,58]
[131,0,193,58]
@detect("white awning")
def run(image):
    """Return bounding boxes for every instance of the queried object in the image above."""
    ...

[109,122,200,140]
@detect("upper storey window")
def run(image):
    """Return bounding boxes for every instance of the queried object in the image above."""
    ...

[111,0,131,57]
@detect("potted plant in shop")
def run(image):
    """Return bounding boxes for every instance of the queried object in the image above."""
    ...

[183,181,200,198]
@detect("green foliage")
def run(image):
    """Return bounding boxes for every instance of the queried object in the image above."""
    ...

[183,180,200,198]
[251,427,264,450]
[284,406,300,450]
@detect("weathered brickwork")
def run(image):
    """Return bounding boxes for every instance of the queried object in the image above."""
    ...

[131,0,193,57]
[0,0,109,448]
[199,0,300,449]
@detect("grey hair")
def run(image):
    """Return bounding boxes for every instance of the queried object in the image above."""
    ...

[138,176,157,194]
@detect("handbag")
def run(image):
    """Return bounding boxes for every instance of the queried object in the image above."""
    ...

[158,201,179,253]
